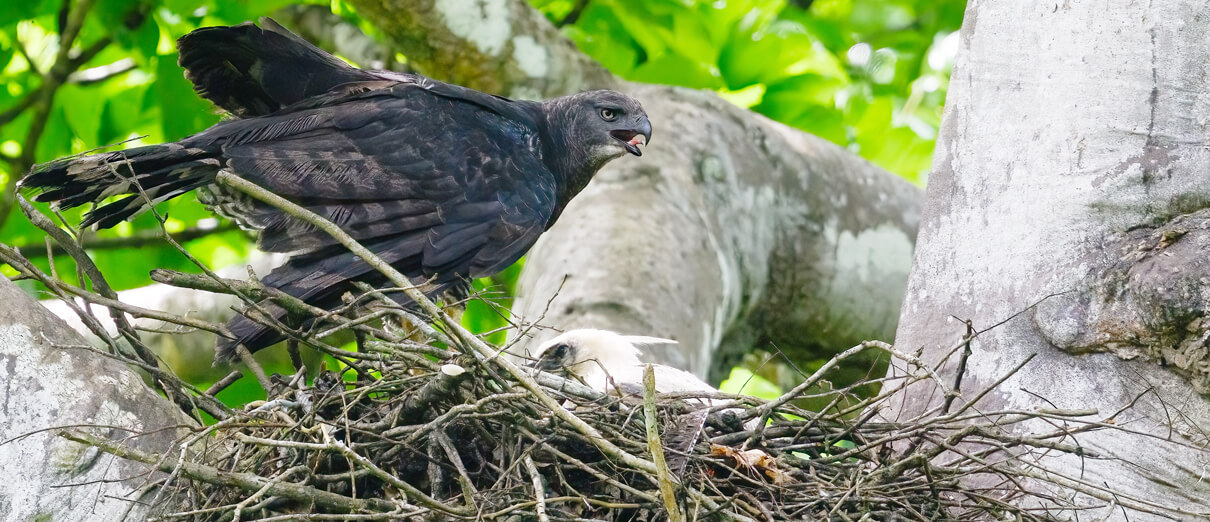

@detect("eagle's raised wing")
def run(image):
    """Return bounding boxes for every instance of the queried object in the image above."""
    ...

[176,17,391,117]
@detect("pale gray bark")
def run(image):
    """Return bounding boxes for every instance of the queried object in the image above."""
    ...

[0,277,193,522]
[887,1,1210,518]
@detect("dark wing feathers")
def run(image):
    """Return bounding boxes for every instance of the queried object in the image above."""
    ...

[176,17,382,117]
[255,199,442,253]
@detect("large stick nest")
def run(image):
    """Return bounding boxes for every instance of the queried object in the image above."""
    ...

[62,330,1109,521]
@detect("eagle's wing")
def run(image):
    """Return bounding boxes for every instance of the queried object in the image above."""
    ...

[196,81,549,254]
[176,17,392,117]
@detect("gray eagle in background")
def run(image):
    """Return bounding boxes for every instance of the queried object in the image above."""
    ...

[19,19,652,361]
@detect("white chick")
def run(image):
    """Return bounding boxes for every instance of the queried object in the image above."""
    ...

[532,328,720,400]
[532,328,762,439]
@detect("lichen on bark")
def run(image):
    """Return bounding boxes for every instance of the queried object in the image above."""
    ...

[1034,208,1210,393]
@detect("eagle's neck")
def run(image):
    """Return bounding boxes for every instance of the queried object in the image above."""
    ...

[538,101,618,208]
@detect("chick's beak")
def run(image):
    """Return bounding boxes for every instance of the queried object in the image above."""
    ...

[535,355,560,372]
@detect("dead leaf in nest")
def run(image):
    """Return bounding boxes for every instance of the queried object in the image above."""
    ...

[710,444,795,485]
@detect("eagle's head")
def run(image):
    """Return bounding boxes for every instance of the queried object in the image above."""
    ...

[542,90,652,178]
[532,328,675,378]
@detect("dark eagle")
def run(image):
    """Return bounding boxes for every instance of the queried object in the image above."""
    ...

[20,19,651,361]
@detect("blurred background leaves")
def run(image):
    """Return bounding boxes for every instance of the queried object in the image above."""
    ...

[0,0,963,408]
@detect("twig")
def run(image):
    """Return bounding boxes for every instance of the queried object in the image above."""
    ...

[231,466,306,521]
[234,345,274,394]
[644,365,685,522]
[326,437,473,516]
[522,455,550,522]
[61,430,400,512]
[16,223,238,259]
[941,318,975,415]
[205,371,244,398]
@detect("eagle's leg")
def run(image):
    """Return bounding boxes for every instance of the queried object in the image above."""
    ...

[443,305,465,330]
[287,338,303,372]
[439,280,473,331]
[283,310,305,373]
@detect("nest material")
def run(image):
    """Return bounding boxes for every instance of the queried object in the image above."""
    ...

[72,333,1100,522]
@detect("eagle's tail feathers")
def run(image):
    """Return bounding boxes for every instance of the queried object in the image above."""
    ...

[21,143,220,229]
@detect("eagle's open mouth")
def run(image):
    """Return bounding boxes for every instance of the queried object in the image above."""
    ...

[611,130,647,157]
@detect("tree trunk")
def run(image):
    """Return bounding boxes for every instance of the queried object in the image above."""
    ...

[0,277,193,522]
[887,2,1210,518]
[349,0,922,382]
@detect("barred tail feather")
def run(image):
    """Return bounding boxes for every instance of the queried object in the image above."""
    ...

[20,143,221,229]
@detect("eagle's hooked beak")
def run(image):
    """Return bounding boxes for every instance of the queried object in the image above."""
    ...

[612,117,652,157]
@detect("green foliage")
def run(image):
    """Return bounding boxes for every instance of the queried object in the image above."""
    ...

[535,0,964,182]
[1,0,961,410]
[719,366,783,399]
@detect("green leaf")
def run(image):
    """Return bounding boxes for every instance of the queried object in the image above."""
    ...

[153,53,221,141]
[0,0,58,28]
[719,367,783,400]
[35,104,74,162]
[666,7,718,65]
[99,84,149,145]
[754,75,849,144]
[859,125,933,182]
[113,11,162,64]
[562,25,637,75]
[564,5,641,74]
[604,0,670,58]
[58,84,105,147]
[629,52,722,90]
[212,0,298,22]
[93,0,143,31]
[760,73,846,109]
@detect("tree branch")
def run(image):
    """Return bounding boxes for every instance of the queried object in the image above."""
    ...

[61,430,401,513]
[15,222,239,259]
[346,0,616,98]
